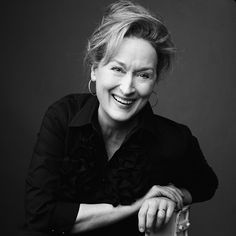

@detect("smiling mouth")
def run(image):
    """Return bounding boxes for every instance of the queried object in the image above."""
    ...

[112,94,136,106]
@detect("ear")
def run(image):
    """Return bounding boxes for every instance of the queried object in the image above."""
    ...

[90,65,97,82]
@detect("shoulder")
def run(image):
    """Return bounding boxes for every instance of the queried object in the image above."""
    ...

[43,93,93,124]
[149,114,194,150]
[153,114,192,137]
[49,93,92,110]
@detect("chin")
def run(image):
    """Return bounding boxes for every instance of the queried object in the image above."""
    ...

[109,110,137,123]
[111,114,132,123]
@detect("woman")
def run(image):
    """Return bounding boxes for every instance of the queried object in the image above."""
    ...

[21,1,218,235]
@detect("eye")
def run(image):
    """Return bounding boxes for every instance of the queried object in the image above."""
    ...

[111,66,125,73]
[137,72,151,79]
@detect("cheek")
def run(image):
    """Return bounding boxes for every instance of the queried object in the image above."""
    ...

[136,82,155,97]
[96,80,115,94]
[95,72,116,89]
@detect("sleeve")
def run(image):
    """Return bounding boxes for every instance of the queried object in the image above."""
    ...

[174,127,219,203]
[24,101,80,235]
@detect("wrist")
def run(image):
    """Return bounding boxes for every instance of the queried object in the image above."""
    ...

[113,201,140,219]
[131,197,144,214]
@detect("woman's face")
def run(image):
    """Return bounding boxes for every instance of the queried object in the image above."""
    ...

[91,37,157,127]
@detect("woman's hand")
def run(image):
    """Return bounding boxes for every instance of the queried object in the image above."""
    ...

[138,197,176,234]
[142,185,184,210]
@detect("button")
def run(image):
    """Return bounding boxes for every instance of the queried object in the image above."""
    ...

[51,229,55,232]
[62,232,65,235]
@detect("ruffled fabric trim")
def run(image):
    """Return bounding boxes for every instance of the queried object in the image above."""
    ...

[43,131,150,206]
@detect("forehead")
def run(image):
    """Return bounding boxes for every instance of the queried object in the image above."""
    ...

[110,37,157,69]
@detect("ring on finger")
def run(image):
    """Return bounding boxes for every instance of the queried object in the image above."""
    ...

[159,208,166,213]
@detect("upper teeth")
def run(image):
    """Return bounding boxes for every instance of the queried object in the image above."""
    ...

[113,95,134,105]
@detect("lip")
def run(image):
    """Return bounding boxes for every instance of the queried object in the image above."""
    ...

[112,94,136,106]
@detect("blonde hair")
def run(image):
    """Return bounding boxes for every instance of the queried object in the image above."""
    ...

[85,0,175,79]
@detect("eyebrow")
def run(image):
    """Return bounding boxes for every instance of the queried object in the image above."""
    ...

[111,59,155,72]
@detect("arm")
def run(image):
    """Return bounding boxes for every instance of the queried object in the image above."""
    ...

[25,100,80,234]
[71,184,188,234]
[175,128,218,203]
[71,202,140,233]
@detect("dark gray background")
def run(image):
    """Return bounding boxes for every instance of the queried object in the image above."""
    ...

[2,0,236,235]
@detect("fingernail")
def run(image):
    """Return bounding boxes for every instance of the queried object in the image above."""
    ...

[139,227,144,232]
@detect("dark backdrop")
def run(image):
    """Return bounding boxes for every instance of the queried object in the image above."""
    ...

[2,0,236,235]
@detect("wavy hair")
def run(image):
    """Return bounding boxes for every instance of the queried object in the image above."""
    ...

[84,0,175,79]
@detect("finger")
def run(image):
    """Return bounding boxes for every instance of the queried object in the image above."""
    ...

[158,188,180,208]
[147,185,174,199]
[166,186,182,198]
[138,201,149,233]
[164,201,175,224]
[153,185,178,203]
[156,200,167,228]
[161,186,182,205]
[168,184,184,197]
[145,185,162,199]
[146,185,183,210]
[145,202,158,233]
[166,186,183,209]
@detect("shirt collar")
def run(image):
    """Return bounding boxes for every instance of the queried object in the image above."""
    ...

[136,102,159,137]
[68,95,158,137]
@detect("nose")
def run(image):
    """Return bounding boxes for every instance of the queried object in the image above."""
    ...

[119,72,135,95]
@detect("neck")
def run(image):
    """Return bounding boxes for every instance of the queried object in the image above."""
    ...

[99,117,134,141]
[97,108,138,160]
[98,110,137,142]
[99,117,136,160]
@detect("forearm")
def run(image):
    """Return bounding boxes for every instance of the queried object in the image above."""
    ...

[70,186,192,234]
[71,201,142,234]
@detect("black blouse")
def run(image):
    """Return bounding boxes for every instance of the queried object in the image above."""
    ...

[22,93,218,236]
